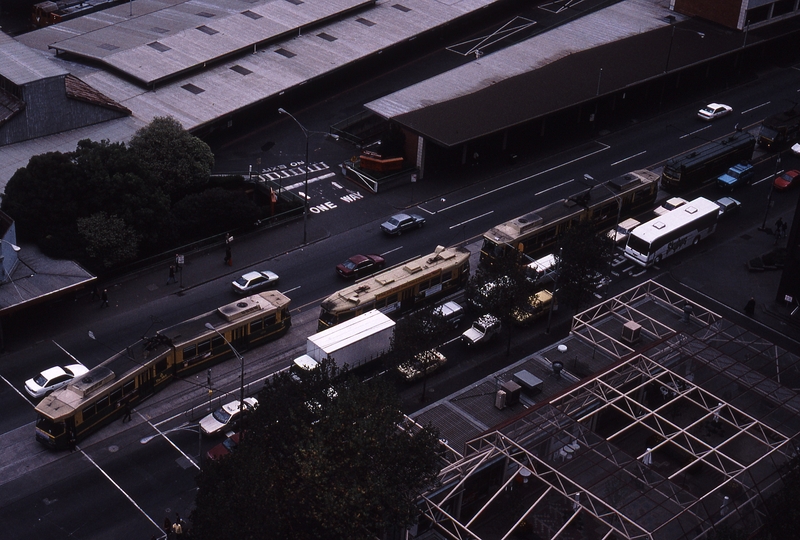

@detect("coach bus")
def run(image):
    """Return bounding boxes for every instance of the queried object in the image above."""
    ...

[35,290,292,450]
[661,132,755,191]
[480,169,659,266]
[623,197,719,267]
[318,246,470,331]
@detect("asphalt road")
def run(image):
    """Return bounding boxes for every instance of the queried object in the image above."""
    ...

[1,53,800,540]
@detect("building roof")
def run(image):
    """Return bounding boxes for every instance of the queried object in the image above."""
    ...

[37,0,375,86]
[0,28,67,85]
[365,0,746,147]
[0,243,95,315]
[408,280,800,539]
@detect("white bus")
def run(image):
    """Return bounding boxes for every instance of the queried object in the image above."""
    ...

[624,197,719,267]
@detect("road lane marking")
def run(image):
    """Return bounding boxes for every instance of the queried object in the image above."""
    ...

[741,101,770,114]
[449,211,494,229]
[429,143,610,214]
[611,150,647,166]
[679,125,712,139]
[78,441,167,537]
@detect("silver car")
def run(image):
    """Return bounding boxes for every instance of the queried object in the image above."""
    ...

[380,213,426,235]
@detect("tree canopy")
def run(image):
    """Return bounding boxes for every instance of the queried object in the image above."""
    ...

[0,117,258,271]
[190,362,442,540]
[128,116,214,200]
[555,221,613,312]
[391,304,451,401]
[467,253,541,355]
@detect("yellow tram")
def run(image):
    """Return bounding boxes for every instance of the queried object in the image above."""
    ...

[35,290,291,450]
[318,246,471,331]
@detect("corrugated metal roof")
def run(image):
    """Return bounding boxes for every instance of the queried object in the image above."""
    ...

[0,29,67,85]
[37,0,376,86]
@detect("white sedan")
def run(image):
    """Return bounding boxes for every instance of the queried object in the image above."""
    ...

[231,270,279,294]
[697,103,732,121]
[25,364,89,399]
[200,397,259,436]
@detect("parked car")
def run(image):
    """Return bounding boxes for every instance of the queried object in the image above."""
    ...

[792,142,800,156]
[397,349,448,382]
[24,364,89,399]
[697,103,732,121]
[206,431,245,460]
[336,254,385,278]
[231,270,279,294]
[462,315,501,347]
[511,289,553,326]
[380,213,426,235]
[432,300,465,328]
[606,218,640,245]
[654,197,688,217]
[199,397,258,436]
[716,163,753,192]
[714,197,742,217]
[773,169,800,191]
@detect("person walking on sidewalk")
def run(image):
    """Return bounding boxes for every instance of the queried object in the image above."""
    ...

[224,245,232,266]
[166,265,176,285]
[101,289,109,308]
[744,297,756,317]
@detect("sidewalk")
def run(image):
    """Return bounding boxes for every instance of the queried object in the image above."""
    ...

[668,209,800,343]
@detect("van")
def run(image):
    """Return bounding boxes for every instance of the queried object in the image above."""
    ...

[606,218,640,245]
[433,301,465,328]
[526,253,557,283]
[290,354,319,383]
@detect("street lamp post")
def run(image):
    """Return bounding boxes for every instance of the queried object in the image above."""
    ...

[204,322,245,426]
[278,108,339,245]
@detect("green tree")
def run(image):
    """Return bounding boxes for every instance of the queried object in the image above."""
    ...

[555,221,612,312]
[171,188,260,240]
[467,253,539,355]
[77,212,141,268]
[128,116,214,200]
[191,363,442,540]
[392,304,451,402]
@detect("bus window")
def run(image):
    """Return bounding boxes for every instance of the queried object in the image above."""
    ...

[250,319,264,332]
[197,340,211,355]
[96,395,110,413]
[83,404,96,421]
[122,380,135,396]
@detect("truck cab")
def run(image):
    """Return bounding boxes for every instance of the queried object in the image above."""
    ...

[717,163,754,192]
[461,315,501,346]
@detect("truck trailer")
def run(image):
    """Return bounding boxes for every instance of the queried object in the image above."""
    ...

[306,310,395,371]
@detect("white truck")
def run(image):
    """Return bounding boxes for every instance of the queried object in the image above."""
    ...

[305,310,395,370]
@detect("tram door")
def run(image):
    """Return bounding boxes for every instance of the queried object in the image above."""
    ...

[139,368,154,397]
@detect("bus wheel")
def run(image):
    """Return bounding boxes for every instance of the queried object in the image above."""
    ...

[693,236,700,246]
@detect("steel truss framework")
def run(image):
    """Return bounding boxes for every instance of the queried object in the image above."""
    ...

[416,281,800,540]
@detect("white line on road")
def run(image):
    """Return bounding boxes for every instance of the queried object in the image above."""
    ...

[281,285,301,295]
[428,143,611,214]
[611,150,647,166]
[741,101,770,114]
[679,125,712,139]
[0,374,35,405]
[449,211,494,229]
[381,246,405,256]
[79,441,167,536]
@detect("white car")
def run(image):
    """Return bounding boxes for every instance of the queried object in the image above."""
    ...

[24,364,89,399]
[697,103,732,121]
[231,270,279,294]
[199,397,259,435]
[791,142,800,156]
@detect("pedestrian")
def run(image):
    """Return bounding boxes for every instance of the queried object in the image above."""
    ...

[781,221,788,239]
[225,232,234,246]
[101,288,109,307]
[91,283,101,301]
[163,517,172,538]
[122,402,132,423]
[173,513,184,538]
[775,218,784,237]
[744,297,756,317]
[166,265,176,285]
[224,245,232,266]
[68,429,76,452]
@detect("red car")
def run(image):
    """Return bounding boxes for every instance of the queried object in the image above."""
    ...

[206,431,244,461]
[336,254,385,278]
[773,170,800,191]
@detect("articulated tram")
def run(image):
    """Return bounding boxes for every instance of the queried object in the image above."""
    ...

[319,246,471,331]
[35,291,291,450]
